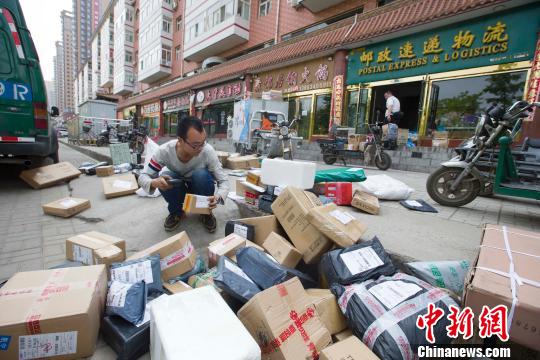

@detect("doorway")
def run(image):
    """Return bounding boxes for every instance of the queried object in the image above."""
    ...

[370,81,422,131]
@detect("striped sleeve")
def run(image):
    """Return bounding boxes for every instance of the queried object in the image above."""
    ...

[138,148,165,193]
[148,157,163,172]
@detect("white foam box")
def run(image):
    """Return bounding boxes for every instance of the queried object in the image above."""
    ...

[150,286,261,360]
[261,158,316,189]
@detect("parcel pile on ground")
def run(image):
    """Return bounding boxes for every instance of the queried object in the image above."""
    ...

[2,157,539,359]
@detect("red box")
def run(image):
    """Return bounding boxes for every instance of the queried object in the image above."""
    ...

[325,182,353,205]
[245,191,259,206]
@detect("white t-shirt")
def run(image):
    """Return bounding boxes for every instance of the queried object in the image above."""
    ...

[385,96,401,116]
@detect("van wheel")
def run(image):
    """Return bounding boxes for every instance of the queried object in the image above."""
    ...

[49,149,60,163]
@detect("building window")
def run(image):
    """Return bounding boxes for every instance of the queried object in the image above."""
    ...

[162,45,172,66]
[188,23,199,41]
[176,16,182,32]
[125,29,134,43]
[164,0,172,4]
[109,63,113,75]
[140,59,144,70]
[125,71,134,84]
[125,50,133,64]
[126,8,133,22]
[163,16,172,34]
[237,0,250,21]
[175,45,181,60]
[212,6,226,27]
[259,0,270,17]
[377,0,395,6]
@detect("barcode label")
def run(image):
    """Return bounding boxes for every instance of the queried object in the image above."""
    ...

[340,246,384,275]
[107,281,131,308]
[72,244,93,265]
[19,332,77,359]
[234,224,248,239]
[111,260,153,284]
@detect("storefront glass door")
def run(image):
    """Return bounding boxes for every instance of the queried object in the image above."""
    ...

[295,96,312,140]
[313,94,331,135]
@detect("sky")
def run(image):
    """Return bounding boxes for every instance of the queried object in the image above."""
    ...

[20,0,72,82]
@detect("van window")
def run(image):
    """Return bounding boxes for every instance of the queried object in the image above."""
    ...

[0,30,12,74]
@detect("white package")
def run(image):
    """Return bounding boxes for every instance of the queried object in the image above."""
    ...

[261,158,316,189]
[353,174,414,200]
[150,286,260,360]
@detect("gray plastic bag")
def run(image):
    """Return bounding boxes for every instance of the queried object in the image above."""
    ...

[405,260,470,296]
[214,256,261,303]
[110,254,163,293]
[106,280,147,325]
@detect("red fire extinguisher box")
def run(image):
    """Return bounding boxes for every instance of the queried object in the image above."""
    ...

[324,182,353,205]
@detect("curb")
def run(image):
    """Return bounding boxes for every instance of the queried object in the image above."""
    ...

[59,139,112,163]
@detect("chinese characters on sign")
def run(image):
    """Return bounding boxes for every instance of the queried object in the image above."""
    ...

[163,94,190,112]
[141,102,160,116]
[416,304,509,344]
[196,82,242,104]
[331,75,344,129]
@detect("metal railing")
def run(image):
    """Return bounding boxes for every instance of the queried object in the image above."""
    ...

[67,115,132,145]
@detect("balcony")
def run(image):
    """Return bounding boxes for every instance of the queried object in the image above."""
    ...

[299,0,347,12]
[183,15,249,62]
[138,64,171,84]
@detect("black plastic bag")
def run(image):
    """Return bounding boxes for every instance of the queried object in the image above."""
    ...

[399,199,438,213]
[332,273,459,360]
[106,281,147,325]
[319,236,395,286]
[225,220,255,241]
[101,315,150,360]
[236,247,317,289]
[214,256,261,303]
[110,254,163,293]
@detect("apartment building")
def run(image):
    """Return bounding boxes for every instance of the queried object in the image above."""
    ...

[73,0,93,70]
[91,31,101,97]
[113,0,136,95]
[61,10,76,114]
[53,41,65,113]
[100,9,115,89]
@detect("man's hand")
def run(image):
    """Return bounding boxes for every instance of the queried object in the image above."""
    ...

[151,175,173,191]
[208,195,221,210]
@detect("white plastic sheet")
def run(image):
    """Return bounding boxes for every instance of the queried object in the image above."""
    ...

[150,286,260,360]
[353,174,414,200]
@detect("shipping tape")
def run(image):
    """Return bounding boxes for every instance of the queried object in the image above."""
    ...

[478,245,540,259]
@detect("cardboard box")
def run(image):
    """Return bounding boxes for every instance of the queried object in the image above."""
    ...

[463,225,540,351]
[42,197,91,218]
[0,265,107,360]
[20,161,81,189]
[324,182,353,205]
[307,203,367,248]
[238,277,332,359]
[96,165,115,177]
[182,193,212,214]
[246,170,263,187]
[233,215,285,246]
[102,173,138,199]
[188,269,218,290]
[66,231,126,266]
[215,151,230,165]
[271,187,332,264]
[163,281,192,294]
[230,240,265,263]
[127,231,197,281]
[397,129,409,145]
[208,233,248,267]
[351,190,380,215]
[226,155,260,170]
[307,289,348,335]
[319,335,380,360]
[262,231,302,268]
[333,329,353,342]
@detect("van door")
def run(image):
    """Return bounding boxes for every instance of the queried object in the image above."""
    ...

[0,7,35,141]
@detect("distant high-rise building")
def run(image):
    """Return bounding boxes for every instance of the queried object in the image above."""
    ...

[73,0,93,71]
[61,10,75,113]
[91,0,111,33]
[53,41,65,113]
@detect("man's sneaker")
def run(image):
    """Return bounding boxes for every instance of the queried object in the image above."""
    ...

[200,214,217,233]
[164,214,182,231]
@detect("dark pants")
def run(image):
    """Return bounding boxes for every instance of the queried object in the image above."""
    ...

[390,111,402,126]
[160,168,215,216]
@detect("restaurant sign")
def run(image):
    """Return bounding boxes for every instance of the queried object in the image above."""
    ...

[141,102,160,116]
[347,5,540,84]
[163,93,190,112]
[195,82,243,105]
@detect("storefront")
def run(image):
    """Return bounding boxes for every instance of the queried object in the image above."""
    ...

[253,58,334,140]
[346,4,540,142]
[194,81,243,138]
[162,93,190,136]
[140,102,161,138]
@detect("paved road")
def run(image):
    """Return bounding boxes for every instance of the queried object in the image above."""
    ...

[0,143,538,359]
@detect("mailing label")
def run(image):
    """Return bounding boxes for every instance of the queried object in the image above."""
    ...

[111,260,153,284]
[234,224,248,239]
[0,335,11,351]
[405,200,423,207]
[274,187,283,196]
[368,281,422,309]
[160,242,193,270]
[107,281,131,308]
[59,199,78,208]
[19,331,77,360]
[112,180,133,189]
[195,195,209,208]
[340,247,384,275]
[329,209,355,225]
[224,260,256,284]
[72,244,93,265]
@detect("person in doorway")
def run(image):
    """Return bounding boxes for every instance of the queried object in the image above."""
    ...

[261,112,275,130]
[384,90,402,126]
[138,116,228,233]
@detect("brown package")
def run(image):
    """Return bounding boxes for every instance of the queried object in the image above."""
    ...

[232,215,285,246]
[319,335,380,360]
[163,281,192,294]
[238,277,332,359]
[20,161,81,189]
[351,190,380,215]
[463,225,540,351]
[271,187,332,264]
[102,173,138,199]
[182,193,211,214]
[42,197,91,218]
[262,232,302,268]
[227,155,260,170]
[0,265,107,360]
[307,203,367,248]
[96,165,115,177]
[307,288,348,335]
[127,231,197,281]
[66,231,126,266]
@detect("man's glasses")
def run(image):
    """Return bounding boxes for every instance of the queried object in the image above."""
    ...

[183,138,207,150]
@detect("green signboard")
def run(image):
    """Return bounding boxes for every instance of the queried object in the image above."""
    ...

[347,5,540,85]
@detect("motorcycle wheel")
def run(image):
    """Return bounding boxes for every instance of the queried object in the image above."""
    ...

[131,141,144,154]
[323,151,338,165]
[426,167,480,207]
[96,138,105,147]
[375,152,391,170]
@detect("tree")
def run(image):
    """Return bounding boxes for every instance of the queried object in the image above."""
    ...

[482,73,524,107]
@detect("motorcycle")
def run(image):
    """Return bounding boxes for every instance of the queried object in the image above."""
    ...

[96,124,120,147]
[265,117,301,160]
[126,125,147,154]
[427,100,540,207]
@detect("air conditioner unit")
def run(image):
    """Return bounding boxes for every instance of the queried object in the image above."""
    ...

[287,0,302,8]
